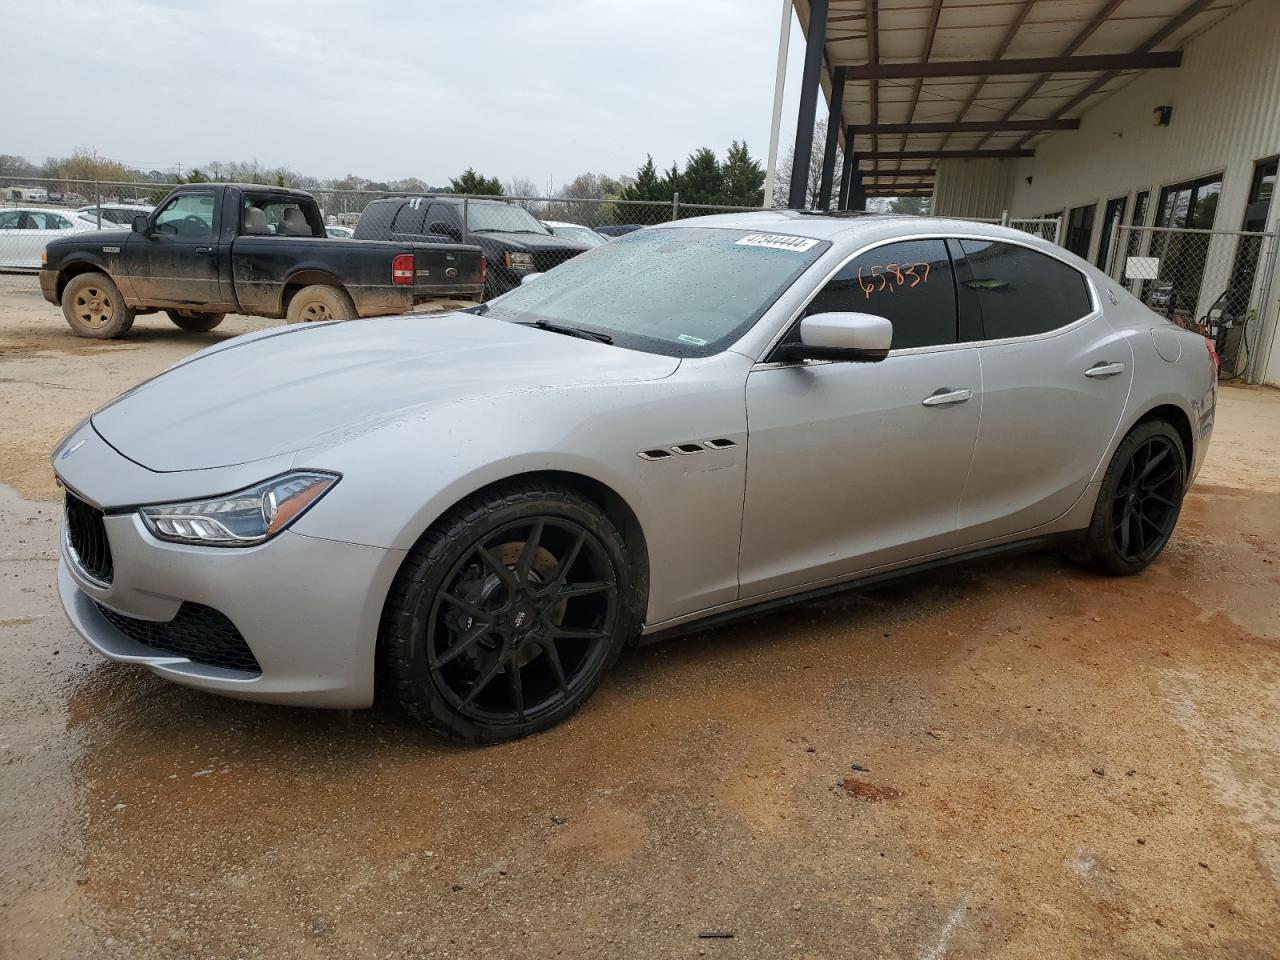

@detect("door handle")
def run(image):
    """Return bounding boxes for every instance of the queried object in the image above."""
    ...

[194,246,211,255]
[1084,361,1126,378]
[921,387,973,407]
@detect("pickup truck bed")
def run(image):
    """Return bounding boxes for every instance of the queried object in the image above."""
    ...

[40,183,485,338]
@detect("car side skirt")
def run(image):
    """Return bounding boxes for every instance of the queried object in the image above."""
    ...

[641,531,1084,644]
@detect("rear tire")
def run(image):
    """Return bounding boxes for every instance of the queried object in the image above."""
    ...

[61,272,135,339]
[166,309,226,332]
[285,284,357,324]
[380,481,636,744]
[1085,419,1187,576]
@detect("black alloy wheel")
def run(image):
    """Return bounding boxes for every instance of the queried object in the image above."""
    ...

[428,517,617,724]
[1110,435,1182,564]
[1086,419,1186,575]
[381,482,633,743]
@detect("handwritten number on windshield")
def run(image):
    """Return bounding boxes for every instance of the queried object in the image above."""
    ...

[857,262,930,299]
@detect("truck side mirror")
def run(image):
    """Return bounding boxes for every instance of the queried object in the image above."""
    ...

[131,214,150,234]
[428,220,461,241]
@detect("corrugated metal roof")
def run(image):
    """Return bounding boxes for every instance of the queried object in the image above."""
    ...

[795,0,1252,195]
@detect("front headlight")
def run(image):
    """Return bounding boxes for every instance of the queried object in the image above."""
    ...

[504,251,535,272]
[139,471,339,547]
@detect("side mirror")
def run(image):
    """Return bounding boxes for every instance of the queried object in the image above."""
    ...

[428,220,461,241]
[775,312,892,363]
[519,272,544,285]
[131,214,150,234]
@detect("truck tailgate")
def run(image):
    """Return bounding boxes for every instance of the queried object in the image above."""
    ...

[411,243,484,296]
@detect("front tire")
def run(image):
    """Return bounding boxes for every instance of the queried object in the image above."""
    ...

[380,482,635,744]
[166,309,226,332]
[285,284,357,324]
[61,272,135,339]
[1085,419,1187,575]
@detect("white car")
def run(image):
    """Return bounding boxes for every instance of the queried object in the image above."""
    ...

[75,203,154,227]
[0,207,98,270]
[542,220,609,247]
[325,224,355,239]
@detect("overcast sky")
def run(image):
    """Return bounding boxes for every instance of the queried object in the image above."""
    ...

[7,0,817,188]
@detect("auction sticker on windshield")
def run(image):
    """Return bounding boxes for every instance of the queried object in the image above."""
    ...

[734,233,820,253]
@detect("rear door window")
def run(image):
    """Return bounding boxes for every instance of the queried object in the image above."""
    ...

[804,239,957,350]
[950,239,1093,340]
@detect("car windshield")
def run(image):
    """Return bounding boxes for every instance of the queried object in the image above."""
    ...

[466,203,550,235]
[551,225,606,247]
[479,226,829,357]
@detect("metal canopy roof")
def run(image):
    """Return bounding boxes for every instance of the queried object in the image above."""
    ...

[795,0,1251,197]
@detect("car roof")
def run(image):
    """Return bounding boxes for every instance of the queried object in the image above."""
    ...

[0,206,85,217]
[650,210,1074,260]
[542,220,593,229]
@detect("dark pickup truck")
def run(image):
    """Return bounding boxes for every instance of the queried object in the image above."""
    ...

[40,183,485,338]
[354,196,590,299]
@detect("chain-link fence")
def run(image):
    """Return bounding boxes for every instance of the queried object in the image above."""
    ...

[1104,224,1280,381]
[0,175,768,296]
[964,212,1063,244]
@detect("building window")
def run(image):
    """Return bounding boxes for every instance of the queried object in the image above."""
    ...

[1144,173,1224,322]
[1096,196,1127,270]
[1064,204,1096,260]
[1223,156,1279,322]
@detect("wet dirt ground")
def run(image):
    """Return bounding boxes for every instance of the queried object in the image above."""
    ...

[2,287,1279,959]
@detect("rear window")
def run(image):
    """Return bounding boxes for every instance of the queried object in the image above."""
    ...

[951,239,1093,340]
[391,201,427,236]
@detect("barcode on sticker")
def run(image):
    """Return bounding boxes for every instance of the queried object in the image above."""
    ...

[735,233,819,252]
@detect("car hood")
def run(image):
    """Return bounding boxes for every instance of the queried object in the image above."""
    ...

[49,227,132,247]
[471,230,590,252]
[90,313,680,472]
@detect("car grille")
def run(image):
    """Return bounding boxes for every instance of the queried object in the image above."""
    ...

[531,247,586,273]
[93,601,262,675]
[65,492,113,585]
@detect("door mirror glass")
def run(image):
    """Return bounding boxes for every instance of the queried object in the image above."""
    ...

[777,312,892,363]
[428,220,461,241]
[131,214,150,234]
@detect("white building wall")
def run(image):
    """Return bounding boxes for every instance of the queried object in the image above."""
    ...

[933,0,1280,384]
[931,159,1013,220]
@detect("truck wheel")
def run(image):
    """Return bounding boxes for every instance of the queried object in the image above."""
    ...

[165,310,226,332]
[62,272,136,339]
[286,284,357,324]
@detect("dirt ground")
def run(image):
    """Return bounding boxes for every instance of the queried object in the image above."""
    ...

[1,285,1279,959]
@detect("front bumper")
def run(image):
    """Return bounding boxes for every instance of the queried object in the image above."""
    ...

[54,427,407,709]
[40,268,59,305]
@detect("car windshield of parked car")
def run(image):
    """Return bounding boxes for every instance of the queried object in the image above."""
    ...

[479,226,829,357]
[466,203,551,235]
[552,225,606,247]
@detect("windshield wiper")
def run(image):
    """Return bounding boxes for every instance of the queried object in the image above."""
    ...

[518,319,613,344]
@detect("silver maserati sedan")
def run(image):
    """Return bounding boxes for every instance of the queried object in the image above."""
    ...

[53,212,1216,743]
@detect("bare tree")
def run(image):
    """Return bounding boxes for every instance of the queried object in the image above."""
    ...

[772,119,844,209]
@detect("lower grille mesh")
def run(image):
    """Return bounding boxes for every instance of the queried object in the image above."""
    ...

[94,601,262,674]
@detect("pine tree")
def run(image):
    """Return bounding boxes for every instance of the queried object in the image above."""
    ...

[622,155,664,202]
[448,168,504,195]
[661,161,682,201]
[679,148,723,206]
[720,140,765,207]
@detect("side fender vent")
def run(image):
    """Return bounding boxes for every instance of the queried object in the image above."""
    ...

[638,449,673,461]
[672,443,705,455]
[704,438,736,450]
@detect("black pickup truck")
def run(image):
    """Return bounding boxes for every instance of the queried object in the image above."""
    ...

[354,196,590,299]
[40,183,485,338]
